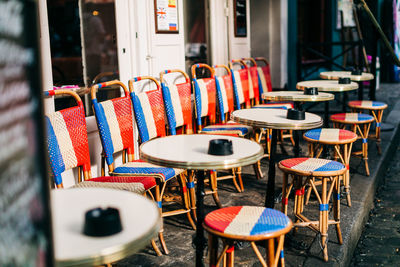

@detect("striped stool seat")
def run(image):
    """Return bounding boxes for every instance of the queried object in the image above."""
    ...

[112,160,184,182]
[204,206,292,266]
[279,158,345,176]
[201,121,253,136]
[348,100,387,110]
[252,102,294,109]
[304,128,357,144]
[278,158,346,261]
[330,113,374,123]
[303,129,357,207]
[73,176,157,194]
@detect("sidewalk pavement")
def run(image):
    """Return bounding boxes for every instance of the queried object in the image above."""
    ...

[115,83,400,267]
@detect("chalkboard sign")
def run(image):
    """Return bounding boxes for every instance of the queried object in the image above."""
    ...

[0,1,53,266]
[234,0,247,37]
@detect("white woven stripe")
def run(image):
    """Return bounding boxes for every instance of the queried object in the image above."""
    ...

[217,77,229,114]
[248,71,254,99]
[233,71,245,104]
[137,93,158,140]
[255,103,293,108]
[197,79,209,117]
[319,128,340,142]
[360,101,373,107]
[169,84,184,127]
[224,206,265,236]
[122,161,185,175]
[345,113,359,121]
[257,67,268,93]
[101,101,124,152]
[73,181,145,194]
[47,112,78,170]
[292,158,331,172]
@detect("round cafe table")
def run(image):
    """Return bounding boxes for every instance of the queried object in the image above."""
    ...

[296,80,359,126]
[262,91,334,155]
[52,188,161,267]
[140,134,264,267]
[231,108,323,208]
[319,71,374,100]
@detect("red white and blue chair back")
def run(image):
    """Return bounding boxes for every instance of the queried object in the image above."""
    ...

[160,69,193,135]
[90,80,135,169]
[242,57,261,105]
[213,64,235,123]
[45,90,91,187]
[229,59,251,109]
[192,63,217,130]
[255,57,273,95]
[129,76,167,142]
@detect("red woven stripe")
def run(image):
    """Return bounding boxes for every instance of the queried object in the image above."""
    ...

[249,66,260,102]
[204,206,243,233]
[147,90,166,137]
[112,97,135,153]
[349,100,362,106]
[281,158,309,168]
[60,105,91,173]
[331,113,346,121]
[222,75,235,113]
[262,65,273,92]
[338,129,357,140]
[176,82,193,131]
[238,69,250,106]
[89,176,156,190]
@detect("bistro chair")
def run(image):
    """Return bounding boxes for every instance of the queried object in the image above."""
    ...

[91,80,195,255]
[192,63,252,194]
[229,59,252,109]
[303,128,358,206]
[330,113,375,176]
[348,100,388,154]
[159,69,196,218]
[204,206,292,267]
[44,89,161,255]
[279,158,346,261]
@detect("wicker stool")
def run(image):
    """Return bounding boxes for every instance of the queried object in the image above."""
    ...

[303,128,357,206]
[330,113,375,176]
[204,206,292,267]
[348,100,388,154]
[279,158,346,262]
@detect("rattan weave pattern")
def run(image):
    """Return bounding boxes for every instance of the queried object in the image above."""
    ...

[304,128,357,142]
[348,100,388,109]
[280,158,345,172]
[73,181,146,194]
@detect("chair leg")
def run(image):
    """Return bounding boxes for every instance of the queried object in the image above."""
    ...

[266,239,275,267]
[281,173,289,215]
[210,171,222,208]
[178,174,196,230]
[253,161,263,180]
[230,168,242,193]
[225,245,235,267]
[151,239,162,256]
[155,184,169,254]
[320,177,329,262]
[187,171,197,222]
[333,176,343,245]
[236,167,244,192]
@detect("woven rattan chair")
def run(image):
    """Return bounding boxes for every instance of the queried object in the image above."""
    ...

[330,113,375,176]
[348,100,388,154]
[204,206,292,267]
[279,158,346,262]
[303,128,357,206]
[91,80,195,255]
[45,89,161,255]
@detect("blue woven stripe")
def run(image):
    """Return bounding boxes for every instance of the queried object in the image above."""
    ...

[320,204,329,211]
[156,201,162,208]
[252,105,288,110]
[113,166,176,181]
[92,99,115,166]
[280,250,284,259]
[250,208,290,235]
[46,116,65,185]
[187,181,195,189]
[376,122,381,127]
[161,82,177,135]
[257,72,265,95]
[314,161,345,172]
[193,78,203,125]
[358,113,374,121]
[202,126,249,134]
[215,77,226,121]
[372,101,385,107]
[304,128,322,141]
[335,193,340,200]
[130,92,150,142]
[231,69,241,110]
[362,138,368,143]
